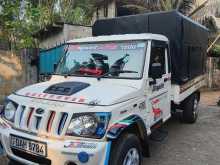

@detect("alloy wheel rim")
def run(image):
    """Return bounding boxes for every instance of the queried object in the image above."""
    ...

[123,148,140,165]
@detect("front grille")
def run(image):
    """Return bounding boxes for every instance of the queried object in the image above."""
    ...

[11,148,51,165]
[14,105,69,136]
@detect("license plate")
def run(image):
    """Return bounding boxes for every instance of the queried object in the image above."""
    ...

[10,134,47,157]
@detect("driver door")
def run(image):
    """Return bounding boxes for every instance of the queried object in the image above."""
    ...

[147,40,171,128]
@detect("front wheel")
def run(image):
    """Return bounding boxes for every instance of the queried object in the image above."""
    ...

[182,92,199,123]
[109,133,142,165]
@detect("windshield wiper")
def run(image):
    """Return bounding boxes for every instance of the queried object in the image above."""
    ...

[97,70,138,81]
[65,70,82,77]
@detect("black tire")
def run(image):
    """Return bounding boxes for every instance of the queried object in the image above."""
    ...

[109,133,142,165]
[182,93,199,123]
[8,159,24,165]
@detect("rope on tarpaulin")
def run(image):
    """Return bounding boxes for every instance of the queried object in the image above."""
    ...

[207,34,220,53]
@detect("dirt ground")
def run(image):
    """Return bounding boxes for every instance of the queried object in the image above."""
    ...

[0,91,220,165]
[145,90,220,165]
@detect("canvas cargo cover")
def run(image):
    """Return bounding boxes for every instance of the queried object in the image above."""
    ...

[93,11,209,84]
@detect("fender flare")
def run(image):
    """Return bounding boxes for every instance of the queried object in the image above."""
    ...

[107,115,147,139]
[106,115,150,157]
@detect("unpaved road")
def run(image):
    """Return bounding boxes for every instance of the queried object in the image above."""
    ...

[0,91,220,165]
[145,104,220,165]
[145,91,220,165]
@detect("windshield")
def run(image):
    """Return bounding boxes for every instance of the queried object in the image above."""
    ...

[56,41,147,79]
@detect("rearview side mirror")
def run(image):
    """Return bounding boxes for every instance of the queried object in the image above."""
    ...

[148,77,156,86]
[149,65,163,80]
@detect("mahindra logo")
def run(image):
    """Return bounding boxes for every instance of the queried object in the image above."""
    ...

[36,108,45,115]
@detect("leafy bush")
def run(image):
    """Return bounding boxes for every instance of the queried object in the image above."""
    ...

[210,44,220,57]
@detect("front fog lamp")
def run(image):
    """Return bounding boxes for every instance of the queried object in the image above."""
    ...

[66,112,111,138]
[3,101,17,122]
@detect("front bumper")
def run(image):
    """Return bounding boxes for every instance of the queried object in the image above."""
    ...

[0,118,111,165]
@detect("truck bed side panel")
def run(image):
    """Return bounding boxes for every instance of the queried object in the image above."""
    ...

[171,75,206,104]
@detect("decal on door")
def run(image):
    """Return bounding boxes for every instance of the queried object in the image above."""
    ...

[152,83,164,92]
[151,99,162,122]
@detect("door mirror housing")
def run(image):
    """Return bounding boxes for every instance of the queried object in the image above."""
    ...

[148,77,156,86]
[149,65,163,80]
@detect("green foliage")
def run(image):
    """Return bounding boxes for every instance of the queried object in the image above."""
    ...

[210,44,220,71]
[59,0,96,25]
[210,44,220,57]
[0,0,194,50]
[0,0,41,49]
[0,0,96,50]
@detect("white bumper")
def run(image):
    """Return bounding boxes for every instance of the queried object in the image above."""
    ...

[0,119,111,165]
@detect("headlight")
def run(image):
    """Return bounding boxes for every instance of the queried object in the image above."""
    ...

[66,112,111,139]
[3,101,17,122]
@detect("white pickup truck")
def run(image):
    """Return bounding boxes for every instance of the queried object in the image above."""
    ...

[0,11,208,165]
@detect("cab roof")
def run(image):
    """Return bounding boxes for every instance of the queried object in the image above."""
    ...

[67,33,168,44]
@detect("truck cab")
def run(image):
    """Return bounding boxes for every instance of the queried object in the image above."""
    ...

[0,33,203,165]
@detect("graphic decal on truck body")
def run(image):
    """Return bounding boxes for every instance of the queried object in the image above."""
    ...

[107,115,140,139]
[24,92,87,103]
[151,99,162,122]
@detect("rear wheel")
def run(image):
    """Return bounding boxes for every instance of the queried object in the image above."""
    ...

[110,133,142,165]
[182,92,199,123]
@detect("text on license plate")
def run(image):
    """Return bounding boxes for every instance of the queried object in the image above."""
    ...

[10,135,47,157]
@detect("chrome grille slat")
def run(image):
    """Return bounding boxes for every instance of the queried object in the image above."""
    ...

[28,108,38,133]
[58,113,68,135]
[38,110,51,134]
[35,117,41,130]
[19,107,32,130]
[14,105,25,127]
[50,111,62,135]
[19,106,25,126]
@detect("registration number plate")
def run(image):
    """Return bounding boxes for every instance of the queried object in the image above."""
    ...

[10,134,47,157]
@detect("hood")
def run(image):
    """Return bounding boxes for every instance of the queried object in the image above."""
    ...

[15,80,139,106]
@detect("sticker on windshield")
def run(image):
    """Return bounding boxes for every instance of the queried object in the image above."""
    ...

[68,42,145,51]
[137,43,146,48]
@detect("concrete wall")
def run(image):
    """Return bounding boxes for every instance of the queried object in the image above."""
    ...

[39,25,92,49]
[64,24,92,41]
[0,50,38,104]
[39,30,65,49]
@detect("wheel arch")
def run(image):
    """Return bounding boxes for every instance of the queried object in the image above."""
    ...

[106,115,150,157]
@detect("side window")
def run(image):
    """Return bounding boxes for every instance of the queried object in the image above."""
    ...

[149,41,166,79]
